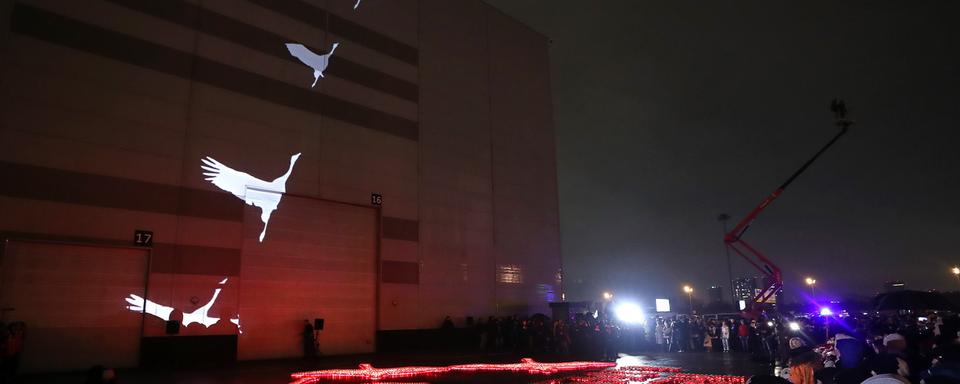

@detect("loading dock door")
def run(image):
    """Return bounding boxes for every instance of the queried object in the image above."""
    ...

[237,195,378,360]
[0,241,148,373]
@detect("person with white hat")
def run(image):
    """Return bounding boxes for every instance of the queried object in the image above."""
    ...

[883,333,911,378]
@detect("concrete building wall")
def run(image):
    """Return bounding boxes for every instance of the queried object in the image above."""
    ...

[487,7,562,313]
[0,0,559,369]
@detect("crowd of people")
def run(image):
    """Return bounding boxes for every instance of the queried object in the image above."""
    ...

[774,311,960,384]
[653,316,761,353]
[461,313,626,360]
[652,311,960,384]
[448,309,960,384]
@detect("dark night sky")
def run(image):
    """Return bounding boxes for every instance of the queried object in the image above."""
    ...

[486,0,960,304]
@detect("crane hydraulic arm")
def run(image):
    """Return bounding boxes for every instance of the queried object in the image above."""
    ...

[725,99,853,316]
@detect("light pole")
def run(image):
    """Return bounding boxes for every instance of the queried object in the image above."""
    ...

[683,285,694,314]
[805,277,816,298]
[718,213,735,307]
[952,267,959,288]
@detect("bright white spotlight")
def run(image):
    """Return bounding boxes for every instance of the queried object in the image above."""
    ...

[788,321,801,331]
[819,307,833,316]
[614,302,645,324]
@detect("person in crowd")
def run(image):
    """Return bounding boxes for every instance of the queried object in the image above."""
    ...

[486,316,500,351]
[302,319,315,359]
[882,333,911,378]
[554,319,570,355]
[920,343,960,384]
[690,317,704,352]
[654,319,664,351]
[862,353,911,384]
[670,318,682,352]
[721,319,732,352]
[664,319,674,352]
[835,331,868,370]
[738,318,751,353]
[476,317,489,351]
[677,317,691,353]
[759,320,776,361]
[440,316,454,330]
[706,319,718,352]
[785,337,821,384]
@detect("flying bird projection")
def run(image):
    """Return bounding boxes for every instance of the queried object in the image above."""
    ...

[201,153,301,242]
[125,278,234,329]
[285,42,339,87]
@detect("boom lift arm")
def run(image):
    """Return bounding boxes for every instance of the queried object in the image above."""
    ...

[725,99,853,315]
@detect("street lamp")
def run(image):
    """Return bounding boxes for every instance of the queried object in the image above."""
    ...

[952,267,960,288]
[603,291,614,301]
[683,285,694,313]
[805,277,817,298]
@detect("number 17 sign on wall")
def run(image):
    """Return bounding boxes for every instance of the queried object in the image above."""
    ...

[134,230,153,246]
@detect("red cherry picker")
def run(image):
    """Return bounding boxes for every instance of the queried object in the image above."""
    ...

[725,99,854,317]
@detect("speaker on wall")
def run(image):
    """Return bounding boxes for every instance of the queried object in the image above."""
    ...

[165,320,180,335]
[314,318,324,331]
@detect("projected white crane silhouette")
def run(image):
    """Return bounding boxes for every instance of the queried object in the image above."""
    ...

[125,278,232,329]
[201,153,301,242]
[286,42,339,87]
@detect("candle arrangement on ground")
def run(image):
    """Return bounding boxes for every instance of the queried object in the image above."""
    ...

[291,359,746,384]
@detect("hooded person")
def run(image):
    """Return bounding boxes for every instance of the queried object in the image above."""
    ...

[835,332,867,370]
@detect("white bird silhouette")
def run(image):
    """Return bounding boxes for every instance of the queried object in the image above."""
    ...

[354,0,361,10]
[201,153,301,242]
[125,294,173,321]
[285,42,339,87]
[124,278,233,329]
[181,278,228,328]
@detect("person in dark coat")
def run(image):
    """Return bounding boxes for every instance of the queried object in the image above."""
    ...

[835,332,867,370]
[302,319,316,359]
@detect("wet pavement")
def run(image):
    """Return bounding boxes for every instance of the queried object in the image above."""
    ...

[18,351,774,384]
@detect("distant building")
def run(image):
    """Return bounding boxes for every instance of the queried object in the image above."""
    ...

[884,280,907,292]
[734,277,758,302]
[755,275,780,304]
[734,276,781,305]
[708,286,724,303]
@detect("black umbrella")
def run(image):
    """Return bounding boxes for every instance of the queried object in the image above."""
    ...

[871,290,956,311]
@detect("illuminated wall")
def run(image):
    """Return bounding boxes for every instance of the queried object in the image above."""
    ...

[0,0,559,368]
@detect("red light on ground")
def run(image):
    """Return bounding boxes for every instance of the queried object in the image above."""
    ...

[290,358,615,383]
[290,360,746,384]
